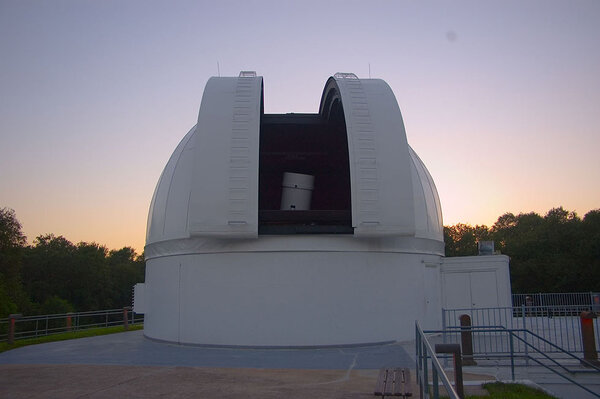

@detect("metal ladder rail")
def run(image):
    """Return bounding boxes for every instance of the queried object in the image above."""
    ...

[433,326,600,398]
[442,325,600,373]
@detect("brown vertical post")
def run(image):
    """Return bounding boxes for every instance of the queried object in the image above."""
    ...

[435,344,465,399]
[8,316,16,345]
[66,313,72,332]
[8,314,21,345]
[123,307,130,331]
[459,314,477,366]
[580,311,600,366]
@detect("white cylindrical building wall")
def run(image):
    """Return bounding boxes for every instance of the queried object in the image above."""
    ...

[144,245,442,346]
[142,73,445,347]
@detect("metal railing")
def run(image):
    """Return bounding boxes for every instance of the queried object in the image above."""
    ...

[0,308,143,342]
[443,305,600,354]
[513,292,600,310]
[416,322,460,399]
[432,326,600,398]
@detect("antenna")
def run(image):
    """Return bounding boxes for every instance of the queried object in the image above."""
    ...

[217,61,221,77]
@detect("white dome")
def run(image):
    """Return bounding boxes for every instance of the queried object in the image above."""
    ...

[141,73,445,347]
[145,127,443,246]
[146,74,443,254]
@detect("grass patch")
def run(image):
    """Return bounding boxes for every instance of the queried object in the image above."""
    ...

[481,382,556,398]
[0,324,143,353]
[461,382,556,398]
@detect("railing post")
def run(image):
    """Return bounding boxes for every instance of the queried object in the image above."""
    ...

[459,314,476,365]
[509,332,515,381]
[435,344,465,399]
[123,307,131,330]
[432,366,439,398]
[442,309,448,368]
[8,314,21,345]
[416,329,422,399]
[415,325,420,380]
[523,329,529,367]
[592,293,600,313]
[580,311,600,367]
[423,341,429,398]
[66,313,73,332]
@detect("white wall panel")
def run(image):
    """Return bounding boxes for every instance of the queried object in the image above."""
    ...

[145,251,442,346]
[441,255,511,309]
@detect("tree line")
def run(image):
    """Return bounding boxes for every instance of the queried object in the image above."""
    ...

[444,207,600,294]
[0,207,144,318]
[2,206,599,318]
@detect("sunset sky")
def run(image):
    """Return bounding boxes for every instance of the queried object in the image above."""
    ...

[1,0,599,253]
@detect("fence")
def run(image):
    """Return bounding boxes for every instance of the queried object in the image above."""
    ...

[416,322,461,399]
[443,305,600,355]
[0,308,144,342]
[425,326,600,398]
[512,292,600,310]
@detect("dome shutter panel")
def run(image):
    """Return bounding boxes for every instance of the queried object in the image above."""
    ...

[333,76,416,236]
[188,76,262,237]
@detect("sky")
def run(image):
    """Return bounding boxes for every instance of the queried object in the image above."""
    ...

[1,0,599,253]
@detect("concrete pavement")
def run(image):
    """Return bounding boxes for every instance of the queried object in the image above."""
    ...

[0,330,413,369]
[0,330,414,399]
[16,328,600,398]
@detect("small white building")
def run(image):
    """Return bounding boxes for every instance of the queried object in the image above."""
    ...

[134,72,510,347]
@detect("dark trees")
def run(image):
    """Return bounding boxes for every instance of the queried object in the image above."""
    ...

[0,207,28,316]
[21,236,145,313]
[22,234,77,309]
[3,205,599,315]
[0,208,145,317]
[107,247,145,310]
[445,207,600,293]
[444,223,491,257]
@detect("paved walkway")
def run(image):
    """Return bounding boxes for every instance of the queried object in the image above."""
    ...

[0,364,383,399]
[15,329,600,398]
[0,330,418,399]
[0,330,414,369]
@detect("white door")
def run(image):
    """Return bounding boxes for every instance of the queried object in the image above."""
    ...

[443,270,498,309]
[470,271,498,308]
[443,272,472,309]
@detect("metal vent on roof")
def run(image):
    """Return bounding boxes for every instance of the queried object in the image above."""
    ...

[478,241,495,255]
[334,72,358,79]
[239,71,257,77]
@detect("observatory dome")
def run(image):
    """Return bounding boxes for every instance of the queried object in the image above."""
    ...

[146,74,443,254]
[141,72,445,346]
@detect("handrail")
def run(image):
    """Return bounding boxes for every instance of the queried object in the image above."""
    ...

[524,354,600,397]
[442,325,600,373]
[416,321,460,399]
[426,326,600,398]
[512,328,600,373]
[0,308,143,342]
[1,308,127,322]
[0,308,123,323]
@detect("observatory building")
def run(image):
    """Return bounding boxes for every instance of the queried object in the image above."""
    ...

[134,72,510,347]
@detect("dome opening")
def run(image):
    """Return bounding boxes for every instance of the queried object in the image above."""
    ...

[258,111,352,234]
